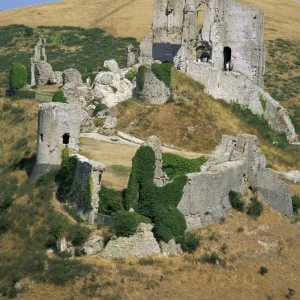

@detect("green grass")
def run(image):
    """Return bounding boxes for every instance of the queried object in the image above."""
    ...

[0,24,139,88]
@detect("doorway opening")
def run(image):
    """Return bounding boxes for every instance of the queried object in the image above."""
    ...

[224,46,232,70]
[62,133,70,145]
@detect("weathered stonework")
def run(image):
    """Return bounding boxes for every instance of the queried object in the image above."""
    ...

[32,103,82,178]
[186,63,298,143]
[69,154,105,224]
[30,38,53,87]
[100,223,161,259]
[178,134,294,230]
[127,44,136,67]
[135,66,171,104]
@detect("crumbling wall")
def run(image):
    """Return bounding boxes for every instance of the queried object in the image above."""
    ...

[186,62,298,143]
[177,134,294,230]
[32,103,82,178]
[70,154,105,223]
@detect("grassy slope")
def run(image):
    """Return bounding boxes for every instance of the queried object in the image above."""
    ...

[116,69,300,172]
[0,0,299,41]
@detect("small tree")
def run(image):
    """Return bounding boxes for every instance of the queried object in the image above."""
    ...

[9,62,28,90]
[25,27,34,37]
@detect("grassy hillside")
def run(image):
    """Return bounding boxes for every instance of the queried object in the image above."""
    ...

[0,0,299,41]
[116,69,300,172]
[0,24,138,88]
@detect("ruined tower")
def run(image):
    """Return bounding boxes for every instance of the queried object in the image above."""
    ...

[201,0,266,87]
[32,103,82,177]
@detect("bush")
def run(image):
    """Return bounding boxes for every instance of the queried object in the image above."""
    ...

[92,103,108,117]
[247,197,264,218]
[98,186,124,215]
[229,191,245,212]
[180,232,200,253]
[292,195,300,214]
[125,146,188,242]
[9,62,28,90]
[259,266,268,276]
[0,212,10,234]
[24,27,34,37]
[125,68,137,82]
[113,210,150,237]
[151,63,172,87]
[43,259,91,286]
[200,252,221,264]
[52,91,67,103]
[67,224,90,246]
[162,153,206,180]
[13,137,28,150]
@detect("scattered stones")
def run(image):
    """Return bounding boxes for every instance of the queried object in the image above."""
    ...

[14,278,32,293]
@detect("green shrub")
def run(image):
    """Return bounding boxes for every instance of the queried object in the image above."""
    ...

[259,266,268,276]
[43,259,91,286]
[139,258,155,266]
[82,175,93,208]
[98,186,124,215]
[0,212,10,234]
[58,148,78,200]
[229,191,245,212]
[292,195,300,214]
[137,65,147,91]
[151,63,172,87]
[200,252,221,264]
[66,224,90,246]
[247,197,264,218]
[125,68,137,82]
[24,27,34,37]
[113,210,150,237]
[13,137,28,150]
[2,103,12,112]
[259,93,267,111]
[52,90,67,103]
[154,207,187,242]
[124,146,188,242]
[92,103,108,117]
[9,62,28,90]
[162,153,206,180]
[180,232,200,253]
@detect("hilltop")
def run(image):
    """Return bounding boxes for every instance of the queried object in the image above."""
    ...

[0,0,299,41]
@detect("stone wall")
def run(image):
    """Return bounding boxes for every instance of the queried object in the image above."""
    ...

[70,154,105,223]
[32,103,82,178]
[186,62,298,143]
[178,134,294,230]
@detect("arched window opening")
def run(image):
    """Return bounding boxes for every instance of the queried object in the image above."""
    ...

[224,46,232,71]
[40,133,44,142]
[62,133,70,145]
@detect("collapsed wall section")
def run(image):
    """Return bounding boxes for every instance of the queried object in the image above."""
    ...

[177,134,294,230]
[69,155,105,224]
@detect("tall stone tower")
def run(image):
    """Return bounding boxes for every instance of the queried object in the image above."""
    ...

[32,103,82,178]
[201,0,266,87]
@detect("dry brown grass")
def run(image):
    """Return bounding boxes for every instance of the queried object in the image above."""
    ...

[116,69,300,172]
[21,205,300,300]
[80,137,202,190]
[0,0,299,41]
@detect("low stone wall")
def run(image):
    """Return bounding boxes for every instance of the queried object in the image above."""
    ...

[186,63,298,143]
